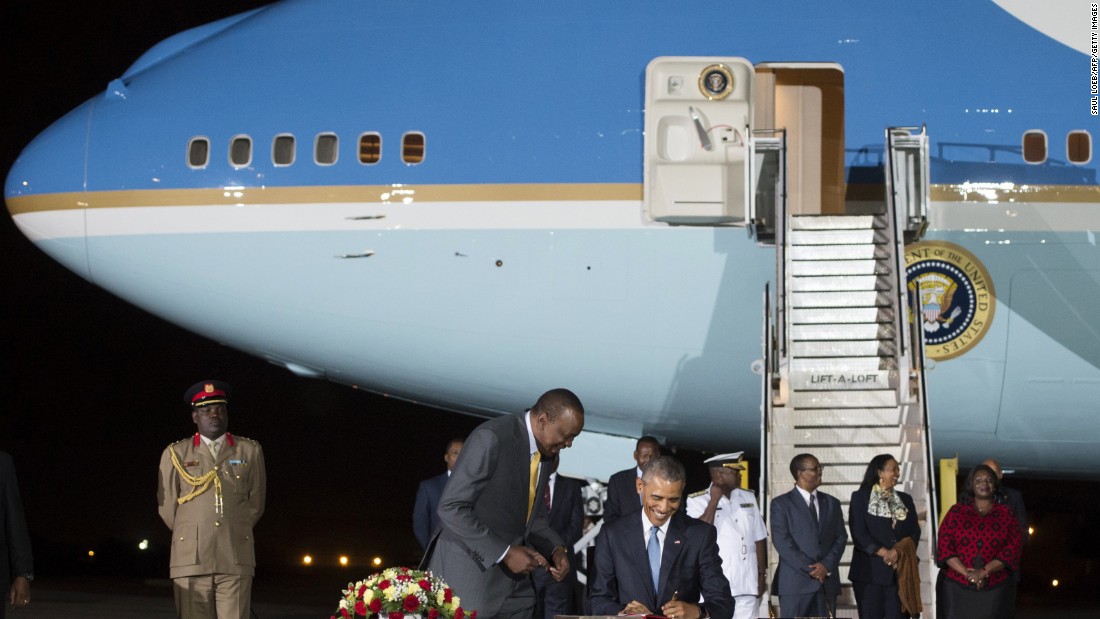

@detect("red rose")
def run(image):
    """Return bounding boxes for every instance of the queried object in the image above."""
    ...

[370,599,383,614]
[418,579,431,591]
[379,580,392,590]
[403,595,420,612]
[359,584,367,597]
[470,612,477,619]
[455,607,465,619]
[444,589,453,603]
[428,608,440,619]
[396,575,411,582]
[389,612,404,619]
[355,600,367,617]
[340,609,350,619]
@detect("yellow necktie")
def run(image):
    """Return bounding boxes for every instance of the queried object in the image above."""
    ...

[527,451,541,520]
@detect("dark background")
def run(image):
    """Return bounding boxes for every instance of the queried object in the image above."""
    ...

[2,0,1099,614]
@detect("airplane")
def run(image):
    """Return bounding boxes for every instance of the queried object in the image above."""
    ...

[5,0,1099,481]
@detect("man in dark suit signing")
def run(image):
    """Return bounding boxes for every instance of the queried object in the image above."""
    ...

[770,453,847,619]
[589,456,734,619]
[427,388,584,619]
[412,438,464,551]
[603,436,660,525]
[533,468,585,619]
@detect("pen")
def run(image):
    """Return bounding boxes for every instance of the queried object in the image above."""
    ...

[670,591,679,602]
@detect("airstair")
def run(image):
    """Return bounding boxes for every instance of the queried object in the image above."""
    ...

[757,127,938,617]
[636,57,939,617]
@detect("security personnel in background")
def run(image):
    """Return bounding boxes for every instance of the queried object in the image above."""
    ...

[158,380,266,619]
[685,452,767,619]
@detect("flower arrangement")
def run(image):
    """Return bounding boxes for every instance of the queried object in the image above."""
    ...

[331,566,476,619]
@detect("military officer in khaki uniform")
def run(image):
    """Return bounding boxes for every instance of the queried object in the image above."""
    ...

[686,452,767,619]
[158,380,266,619]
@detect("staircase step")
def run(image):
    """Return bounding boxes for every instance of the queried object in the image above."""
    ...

[789,274,895,292]
[788,229,890,245]
[790,389,898,408]
[790,357,898,372]
[773,406,902,427]
[790,244,891,261]
[789,290,893,309]
[789,370,899,391]
[771,445,907,466]
[772,426,907,446]
[789,259,891,276]
[790,307,894,324]
[790,215,885,230]
[791,340,897,357]
[791,323,896,341]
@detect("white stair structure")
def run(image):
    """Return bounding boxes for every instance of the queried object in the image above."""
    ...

[758,127,937,617]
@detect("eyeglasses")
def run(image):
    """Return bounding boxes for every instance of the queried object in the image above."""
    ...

[800,465,825,474]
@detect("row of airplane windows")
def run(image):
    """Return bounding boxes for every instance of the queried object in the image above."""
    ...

[185,129,1092,170]
[186,131,425,169]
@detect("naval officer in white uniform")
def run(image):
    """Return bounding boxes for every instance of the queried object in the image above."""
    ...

[686,452,767,619]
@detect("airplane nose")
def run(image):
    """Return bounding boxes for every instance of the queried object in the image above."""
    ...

[4,99,93,281]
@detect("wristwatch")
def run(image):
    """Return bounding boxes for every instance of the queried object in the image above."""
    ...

[19,573,33,582]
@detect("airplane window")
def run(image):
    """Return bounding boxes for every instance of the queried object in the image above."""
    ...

[1022,130,1047,164]
[315,133,339,165]
[273,134,295,166]
[187,137,210,168]
[1068,130,1091,164]
[359,133,382,164]
[402,132,425,164]
[230,135,253,167]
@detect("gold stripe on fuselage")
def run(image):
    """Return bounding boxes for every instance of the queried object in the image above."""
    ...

[6,183,1100,216]
[5,183,644,214]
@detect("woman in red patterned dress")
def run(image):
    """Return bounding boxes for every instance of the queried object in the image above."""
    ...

[936,464,1022,619]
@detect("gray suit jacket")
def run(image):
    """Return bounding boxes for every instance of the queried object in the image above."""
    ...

[770,488,847,597]
[426,413,563,618]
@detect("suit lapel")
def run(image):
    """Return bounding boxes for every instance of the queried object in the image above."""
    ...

[658,513,686,602]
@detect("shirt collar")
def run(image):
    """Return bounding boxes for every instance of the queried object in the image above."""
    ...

[795,485,817,505]
[524,410,539,456]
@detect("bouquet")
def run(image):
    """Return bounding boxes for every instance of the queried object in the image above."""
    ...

[332,566,476,619]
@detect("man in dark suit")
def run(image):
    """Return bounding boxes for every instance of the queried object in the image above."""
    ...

[533,469,585,619]
[589,456,734,619]
[770,453,847,618]
[603,436,660,525]
[412,438,464,551]
[0,451,33,617]
[427,389,584,619]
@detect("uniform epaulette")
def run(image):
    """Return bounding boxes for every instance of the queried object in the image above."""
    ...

[234,436,258,444]
[688,489,709,498]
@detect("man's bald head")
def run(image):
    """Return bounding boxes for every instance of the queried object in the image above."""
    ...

[982,458,1004,479]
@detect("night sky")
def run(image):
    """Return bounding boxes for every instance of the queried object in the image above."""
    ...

[1,0,483,576]
[4,1,1100,613]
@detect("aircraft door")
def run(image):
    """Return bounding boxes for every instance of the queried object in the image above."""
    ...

[644,57,754,225]
[753,63,845,215]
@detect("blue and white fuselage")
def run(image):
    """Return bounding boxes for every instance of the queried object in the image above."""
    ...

[6,0,1099,476]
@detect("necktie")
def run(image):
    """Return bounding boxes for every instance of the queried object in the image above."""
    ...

[209,441,219,458]
[544,479,552,513]
[809,493,820,529]
[527,451,541,520]
[648,526,661,592]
